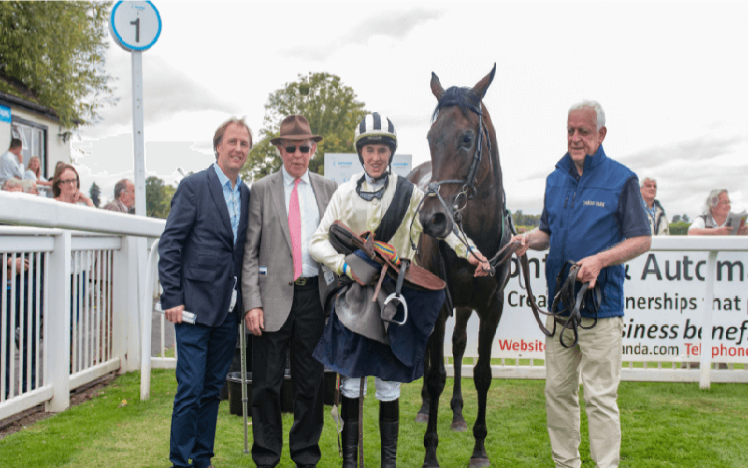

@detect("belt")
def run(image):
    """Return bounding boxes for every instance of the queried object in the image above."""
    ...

[294,276,318,287]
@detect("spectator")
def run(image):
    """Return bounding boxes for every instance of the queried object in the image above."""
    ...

[4,252,41,399]
[103,179,135,213]
[640,177,669,235]
[52,164,94,207]
[0,138,24,187]
[688,189,748,235]
[2,177,23,192]
[20,179,39,196]
[24,156,52,190]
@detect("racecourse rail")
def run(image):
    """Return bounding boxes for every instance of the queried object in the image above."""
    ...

[1,191,746,423]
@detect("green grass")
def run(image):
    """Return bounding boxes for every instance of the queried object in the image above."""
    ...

[1,370,748,467]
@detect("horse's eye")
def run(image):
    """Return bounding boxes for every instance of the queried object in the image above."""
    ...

[462,134,473,147]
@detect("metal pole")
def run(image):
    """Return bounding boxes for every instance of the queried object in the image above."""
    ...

[132,50,146,365]
[240,323,250,453]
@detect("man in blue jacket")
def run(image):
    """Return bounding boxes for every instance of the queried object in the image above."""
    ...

[513,101,651,468]
[159,117,252,468]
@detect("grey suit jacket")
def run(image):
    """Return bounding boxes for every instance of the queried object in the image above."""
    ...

[103,199,128,213]
[241,170,337,332]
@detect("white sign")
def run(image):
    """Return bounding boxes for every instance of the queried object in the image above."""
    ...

[446,250,748,363]
[324,153,412,184]
[110,1,162,51]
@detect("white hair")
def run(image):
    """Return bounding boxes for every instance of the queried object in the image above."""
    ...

[640,176,657,187]
[21,179,38,194]
[2,177,22,191]
[569,100,606,131]
[703,189,728,214]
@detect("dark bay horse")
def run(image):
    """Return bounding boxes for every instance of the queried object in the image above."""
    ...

[408,65,512,468]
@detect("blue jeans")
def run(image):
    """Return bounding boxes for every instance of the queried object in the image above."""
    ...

[169,310,237,468]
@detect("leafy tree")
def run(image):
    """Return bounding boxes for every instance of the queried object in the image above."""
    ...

[672,214,681,223]
[242,72,367,182]
[682,214,690,223]
[89,181,101,208]
[0,1,114,127]
[145,176,175,219]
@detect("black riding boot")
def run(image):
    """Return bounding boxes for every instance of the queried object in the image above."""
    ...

[379,399,399,468]
[341,396,360,468]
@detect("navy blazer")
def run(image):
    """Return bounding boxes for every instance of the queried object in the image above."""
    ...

[158,166,250,327]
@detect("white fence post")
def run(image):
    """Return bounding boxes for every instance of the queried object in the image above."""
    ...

[46,231,71,413]
[113,236,140,373]
[699,250,719,389]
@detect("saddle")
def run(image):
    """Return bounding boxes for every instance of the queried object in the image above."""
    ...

[329,220,446,292]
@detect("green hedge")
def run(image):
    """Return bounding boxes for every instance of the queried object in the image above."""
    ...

[669,222,691,235]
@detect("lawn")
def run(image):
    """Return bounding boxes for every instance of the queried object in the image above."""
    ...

[1,369,747,467]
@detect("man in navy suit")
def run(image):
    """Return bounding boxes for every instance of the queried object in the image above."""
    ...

[159,117,252,468]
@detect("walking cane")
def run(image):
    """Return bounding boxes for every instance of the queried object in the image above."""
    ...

[239,323,250,454]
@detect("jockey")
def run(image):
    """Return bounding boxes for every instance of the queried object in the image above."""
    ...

[309,112,491,467]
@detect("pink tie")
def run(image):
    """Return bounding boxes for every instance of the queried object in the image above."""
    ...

[289,178,302,281]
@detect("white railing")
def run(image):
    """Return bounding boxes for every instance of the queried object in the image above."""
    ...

[0,191,164,420]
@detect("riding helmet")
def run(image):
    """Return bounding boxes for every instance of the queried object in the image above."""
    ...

[353,112,398,167]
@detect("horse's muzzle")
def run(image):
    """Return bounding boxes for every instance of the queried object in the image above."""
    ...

[420,206,453,239]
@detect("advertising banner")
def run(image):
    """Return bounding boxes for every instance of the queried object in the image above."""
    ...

[445,250,748,363]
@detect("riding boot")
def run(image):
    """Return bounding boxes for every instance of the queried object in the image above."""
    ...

[341,396,360,468]
[379,399,399,468]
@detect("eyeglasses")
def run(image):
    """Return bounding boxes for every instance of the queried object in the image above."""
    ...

[59,178,78,185]
[284,145,311,154]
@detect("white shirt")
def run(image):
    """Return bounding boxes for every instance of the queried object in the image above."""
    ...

[309,171,477,275]
[0,151,24,187]
[281,166,321,278]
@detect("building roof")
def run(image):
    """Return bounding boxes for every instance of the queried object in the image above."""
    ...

[0,72,61,123]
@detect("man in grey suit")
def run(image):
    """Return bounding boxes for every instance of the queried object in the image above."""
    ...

[103,179,135,213]
[242,115,337,468]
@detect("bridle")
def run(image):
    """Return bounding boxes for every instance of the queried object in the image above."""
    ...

[409,100,505,275]
[409,96,600,347]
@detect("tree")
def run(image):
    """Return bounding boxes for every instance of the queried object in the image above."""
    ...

[241,72,367,182]
[672,214,681,223]
[89,181,101,208]
[682,214,690,223]
[0,1,114,127]
[145,176,176,219]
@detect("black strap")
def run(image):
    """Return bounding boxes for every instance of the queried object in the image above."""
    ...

[374,176,415,243]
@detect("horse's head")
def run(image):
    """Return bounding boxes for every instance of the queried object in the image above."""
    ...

[420,65,498,240]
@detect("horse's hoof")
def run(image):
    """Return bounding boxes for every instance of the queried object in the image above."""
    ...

[450,420,468,432]
[415,413,429,423]
[468,458,490,468]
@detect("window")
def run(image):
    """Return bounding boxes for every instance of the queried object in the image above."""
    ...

[11,119,47,179]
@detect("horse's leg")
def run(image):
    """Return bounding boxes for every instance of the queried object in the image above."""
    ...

[450,307,471,432]
[422,306,448,468]
[468,292,504,468]
[416,343,431,423]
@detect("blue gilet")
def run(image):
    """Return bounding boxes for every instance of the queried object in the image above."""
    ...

[543,145,635,318]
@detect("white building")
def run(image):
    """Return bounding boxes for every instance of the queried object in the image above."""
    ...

[1,74,72,181]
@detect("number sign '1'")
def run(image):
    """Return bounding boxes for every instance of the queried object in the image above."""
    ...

[110,1,162,52]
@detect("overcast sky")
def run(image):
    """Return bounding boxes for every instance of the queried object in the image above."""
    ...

[73,1,747,218]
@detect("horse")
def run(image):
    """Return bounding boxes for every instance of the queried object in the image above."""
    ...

[407,64,512,468]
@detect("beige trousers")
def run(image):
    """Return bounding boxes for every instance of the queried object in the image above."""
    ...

[545,315,624,468]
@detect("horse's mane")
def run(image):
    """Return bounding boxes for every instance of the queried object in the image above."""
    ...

[431,86,482,122]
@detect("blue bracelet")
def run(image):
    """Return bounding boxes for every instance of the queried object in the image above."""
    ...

[342,263,348,276]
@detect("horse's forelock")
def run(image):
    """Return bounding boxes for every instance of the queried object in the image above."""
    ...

[431,86,482,123]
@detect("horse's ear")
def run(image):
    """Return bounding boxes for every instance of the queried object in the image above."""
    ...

[471,63,496,100]
[431,72,445,100]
